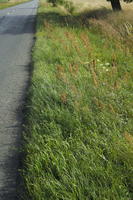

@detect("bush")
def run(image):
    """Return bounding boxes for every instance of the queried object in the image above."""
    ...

[47,0,75,14]
[47,0,64,7]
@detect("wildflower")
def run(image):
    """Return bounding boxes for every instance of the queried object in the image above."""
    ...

[105,63,110,66]
[100,63,104,66]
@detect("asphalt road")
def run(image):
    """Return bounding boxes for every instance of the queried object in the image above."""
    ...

[0,0,38,199]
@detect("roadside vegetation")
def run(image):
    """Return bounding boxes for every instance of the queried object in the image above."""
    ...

[22,0,133,199]
[0,0,31,9]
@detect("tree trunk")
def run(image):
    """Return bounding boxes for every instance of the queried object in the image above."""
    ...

[110,0,122,11]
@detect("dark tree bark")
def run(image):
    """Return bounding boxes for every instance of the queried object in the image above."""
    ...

[110,0,122,10]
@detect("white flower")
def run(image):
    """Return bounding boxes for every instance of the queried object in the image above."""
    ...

[105,63,110,66]
[100,63,104,66]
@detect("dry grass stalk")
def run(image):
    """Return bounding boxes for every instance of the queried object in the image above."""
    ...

[92,71,98,87]
[94,97,105,110]
[64,31,75,40]
[56,65,68,83]
[80,33,91,49]
[109,104,115,113]
[69,63,79,77]
[114,81,120,90]
[70,84,78,96]
[72,41,83,56]
[44,21,53,31]
[90,60,98,87]
[125,132,133,147]
[89,19,121,40]
[60,93,67,104]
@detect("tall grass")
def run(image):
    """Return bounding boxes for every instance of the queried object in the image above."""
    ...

[21,1,133,200]
[86,9,133,53]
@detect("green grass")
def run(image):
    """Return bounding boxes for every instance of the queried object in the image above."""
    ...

[0,0,31,9]
[0,0,9,3]
[21,1,133,200]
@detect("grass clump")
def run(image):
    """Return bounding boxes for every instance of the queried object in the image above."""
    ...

[22,1,133,200]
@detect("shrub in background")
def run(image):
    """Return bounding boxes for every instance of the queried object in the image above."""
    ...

[47,0,75,14]
[47,0,64,7]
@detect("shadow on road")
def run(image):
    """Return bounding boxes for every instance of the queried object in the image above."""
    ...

[0,146,20,200]
[0,14,36,35]
[0,62,34,200]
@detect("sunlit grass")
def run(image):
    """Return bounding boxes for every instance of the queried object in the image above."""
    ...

[0,0,31,9]
[21,1,133,200]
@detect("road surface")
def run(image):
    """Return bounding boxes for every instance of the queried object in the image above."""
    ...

[0,0,38,199]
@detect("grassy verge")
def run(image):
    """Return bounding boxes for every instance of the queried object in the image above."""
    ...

[22,1,133,200]
[0,0,31,9]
